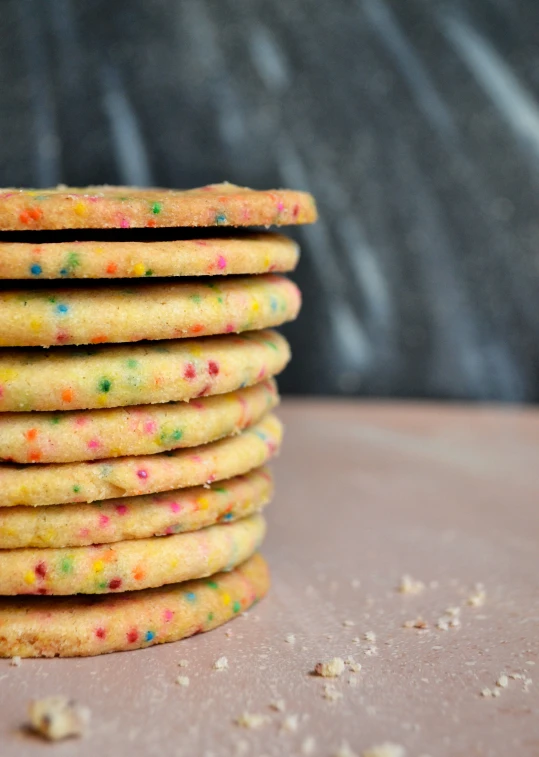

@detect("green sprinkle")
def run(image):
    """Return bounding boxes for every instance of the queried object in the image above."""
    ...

[73,485,81,493]
[126,358,139,369]
[152,202,162,214]
[50,415,61,425]
[98,378,112,393]
[145,269,153,276]
[60,556,74,574]
[233,601,241,613]
[213,486,228,494]
[66,251,81,270]
[207,612,214,622]
[190,294,202,304]
[206,580,219,590]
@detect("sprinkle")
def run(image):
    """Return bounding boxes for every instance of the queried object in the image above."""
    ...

[213,656,228,671]
[176,676,190,687]
[314,658,345,678]
[235,712,269,729]
[30,264,42,275]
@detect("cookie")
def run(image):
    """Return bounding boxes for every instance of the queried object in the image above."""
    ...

[0,413,282,507]
[0,552,269,657]
[0,378,278,464]
[0,274,301,348]
[0,329,289,412]
[0,183,317,231]
[0,512,265,595]
[0,231,299,280]
[0,467,272,549]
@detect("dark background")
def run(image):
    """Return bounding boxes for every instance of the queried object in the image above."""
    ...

[1,0,539,401]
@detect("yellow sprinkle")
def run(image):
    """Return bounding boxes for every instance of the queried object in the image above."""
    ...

[132,262,145,277]
[74,201,87,216]
[263,255,271,268]
[96,395,108,408]
[221,592,231,605]
[188,343,203,357]
[109,448,122,456]
[93,560,104,574]
[251,299,260,312]
[197,496,210,511]
[0,368,17,382]
[24,571,36,585]
[29,318,42,333]
[94,247,105,255]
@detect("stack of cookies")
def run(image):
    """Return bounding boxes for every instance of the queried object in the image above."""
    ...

[0,184,316,657]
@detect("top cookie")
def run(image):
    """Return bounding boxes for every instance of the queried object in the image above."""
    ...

[0,183,317,231]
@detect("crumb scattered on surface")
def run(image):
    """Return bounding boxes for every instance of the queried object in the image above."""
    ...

[314,658,345,678]
[176,676,190,687]
[285,633,296,644]
[398,575,425,595]
[213,656,228,671]
[403,618,427,629]
[178,659,189,668]
[281,714,299,733]
[28,697,90,741]
[333,741,359,757]
[467,587,486,607]
[349,662,362,673]
[348,676,359,687]
[364,631,376,642]
[343,620,355,627]
[362,742,406,757]
[496,674,508,688]
[225,629,234,638]
[364,646,378,657]
[235,712,270,729]
[323,684,344,702]
[301,736,317,755]
[10,656,21,667]
[270,699,286,712]
[445,607,461,617]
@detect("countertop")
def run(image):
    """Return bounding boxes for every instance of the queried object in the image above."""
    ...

[1,400,538,756]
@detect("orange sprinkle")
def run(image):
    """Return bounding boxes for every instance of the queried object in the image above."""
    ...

[106,262,118,274]
[29,450,42,462]
[190,324,205,334]
[28,207,43,221]
[133,565,145,581]
[90,334,108,344]
[19,210,30,224]
[25,428,38,442]
[61,388,74,403]
[146,219,157,228]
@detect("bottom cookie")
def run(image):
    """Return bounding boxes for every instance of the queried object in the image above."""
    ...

[0,553,269,658]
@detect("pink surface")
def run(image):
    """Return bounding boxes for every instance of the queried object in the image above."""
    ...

[1,400,538,756]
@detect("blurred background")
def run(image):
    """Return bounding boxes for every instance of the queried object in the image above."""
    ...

[1,0,539,401]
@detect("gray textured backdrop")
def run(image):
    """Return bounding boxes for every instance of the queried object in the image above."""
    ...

[1,0,539,400]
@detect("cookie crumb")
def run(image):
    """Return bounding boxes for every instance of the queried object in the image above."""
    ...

[323,684,344,702]
[285,633,296,644]
[314,657,345,678]
[213,656,228,671]
[176,675,190,687]
[364,631,376,642]
[480,687,493,698]
[445,607,461,617]
[301,736,316,755]
[281,714,299,733]
[496,674,508,688]
[348,676,359,687]
[334,742,359,757]
[398,575,425,595]
[349,661,362,673]
[403,618,427,629]
[365,646,378,657]
[363,742,406,757]
[343,620,355,627]
[28,697,90,741]
[178,659,189,667]
[10,656,21,667]
[270,699,286,712]
[467,587,486,607]
[235,712,269,729]
[225,629,234,638]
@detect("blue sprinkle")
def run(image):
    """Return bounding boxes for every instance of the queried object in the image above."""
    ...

[222,513,234,521]
[215,213,227,225]
[270,296,278,312]
[185,591,196,603]
[30,264,42,276]
[145,630,155,642]
[56,303,69,314]
[60,268,68,276]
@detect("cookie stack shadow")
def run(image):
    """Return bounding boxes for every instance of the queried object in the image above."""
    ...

[0,184,316,657]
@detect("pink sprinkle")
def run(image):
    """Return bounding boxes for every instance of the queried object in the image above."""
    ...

[217,255,227,270]
[0,386,3,399]
[225,323,235,333]
[137,469,148,479]
[256,366,266,380]
[190,455,202,463]
[99,515,110,528]
[292,203,300,218]
[95,627,106,639]
[277,201,284,212]
[195,240,208,246]
[119,216,130,229]
[163,609,174,622]
[87,438,101,449]
[79,528,90,537]
[169,501,181,513]
[144,420,158,434]
[75,416,87,427]
[207,473,216,482]
[191,400,205,410]
[115,504,128,516]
